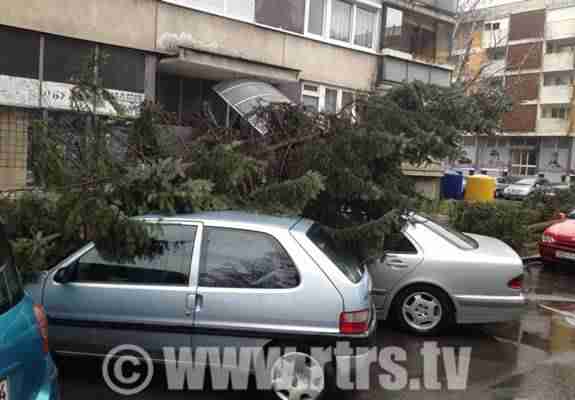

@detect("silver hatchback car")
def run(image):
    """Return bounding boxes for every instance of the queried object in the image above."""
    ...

[27,212,376,397]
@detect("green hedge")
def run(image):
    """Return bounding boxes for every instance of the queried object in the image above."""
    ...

[448,201,540,254]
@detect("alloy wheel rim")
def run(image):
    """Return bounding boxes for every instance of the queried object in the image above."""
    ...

[271,352,325,400]
[402,291,443,332]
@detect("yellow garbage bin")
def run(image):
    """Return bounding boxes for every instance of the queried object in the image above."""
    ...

[464,175,496,202]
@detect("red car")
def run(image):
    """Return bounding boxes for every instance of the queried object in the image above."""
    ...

[539,212,575,265]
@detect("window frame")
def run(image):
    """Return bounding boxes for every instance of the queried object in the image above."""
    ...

[510,149,538,176]
[384,229,420,255]
[304,0,381,50]
[53,222,202,289]
[301,82,356,114]
[198,226,302,290]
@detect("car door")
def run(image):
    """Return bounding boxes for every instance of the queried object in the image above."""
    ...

[368,227,423,314]
[42,222,202,359]
[190,225,343,360]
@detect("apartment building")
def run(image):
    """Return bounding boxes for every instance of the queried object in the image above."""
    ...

[455,0,575,182]
[0,0,455,190]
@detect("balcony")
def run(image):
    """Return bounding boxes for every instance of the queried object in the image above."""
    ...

[540,85,573,104]
[380,49,453,87]
[547,19,575,41]
[538,118,570,134]
[543,52,575,72]
[382,0,455,22]
[417,0,457,14]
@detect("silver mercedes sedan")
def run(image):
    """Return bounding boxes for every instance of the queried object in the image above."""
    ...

[370,215,526,335]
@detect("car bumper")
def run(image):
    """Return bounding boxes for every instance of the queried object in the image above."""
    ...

[34,355,59,400]
[540,242,575,264]
[454,293,527,324]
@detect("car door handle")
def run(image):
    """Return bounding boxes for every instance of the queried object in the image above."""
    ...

[386,258,408,268]
[185,294,201,317]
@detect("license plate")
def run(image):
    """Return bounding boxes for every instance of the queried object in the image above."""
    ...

[0,378,9,400]
[557,250,575,261]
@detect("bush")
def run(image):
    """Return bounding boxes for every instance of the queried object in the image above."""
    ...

[448,201,537,254]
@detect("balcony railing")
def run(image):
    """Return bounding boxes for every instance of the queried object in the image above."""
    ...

[540,85,573,104]
[543,52,575,71]
[416,0,457,14]
[538,118,570,134]
[547,19,575,41]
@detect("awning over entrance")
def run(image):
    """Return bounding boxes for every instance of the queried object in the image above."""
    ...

[213,80,292,134]
[159,47,300,84]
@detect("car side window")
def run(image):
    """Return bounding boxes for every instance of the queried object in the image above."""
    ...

[384,231,418,254]
[199,227,300,289]
[74,225,197,286]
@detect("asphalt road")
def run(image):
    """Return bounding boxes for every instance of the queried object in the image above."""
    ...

[58,262,575,400]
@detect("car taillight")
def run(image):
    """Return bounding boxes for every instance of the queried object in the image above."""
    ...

[541,233,555,243]
[33,304,49,353]
[508,275,523,290]
[339,309,370,334]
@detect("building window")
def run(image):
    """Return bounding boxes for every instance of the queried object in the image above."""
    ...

[305,0,380,49]
[547,42,574,54]
[301,83,355,113]
[543,73,572,86]
[542,105,570,119]
[485,22,500,31]
[488,47,506,61]
[511,149,537,176]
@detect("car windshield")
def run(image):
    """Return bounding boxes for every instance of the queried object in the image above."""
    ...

[422,218,479,250]
[0,227,23,315]
[306,224,364,283]
[515,179,536,186]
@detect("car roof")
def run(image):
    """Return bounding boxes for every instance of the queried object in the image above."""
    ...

[142,211,303,231]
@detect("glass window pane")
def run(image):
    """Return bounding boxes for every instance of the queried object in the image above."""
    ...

[308,0,325,35]
[303,95,319,111]
[355,7,376,48]
[385,7,403,29]
[325,88,338,113]
[75,225,197,286]
[199,228,300,289]
[385,231,417,254]
[330,0,352,42]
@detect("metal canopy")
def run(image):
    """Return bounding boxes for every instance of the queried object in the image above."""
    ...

[213,80,292,134]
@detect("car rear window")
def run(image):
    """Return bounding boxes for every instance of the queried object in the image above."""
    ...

[306,224,364,283]
[422,219,478,250]
[0,228,23,315]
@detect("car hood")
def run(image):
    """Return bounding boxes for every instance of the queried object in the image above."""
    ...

[465,233,523,264]
[505,184,531,193]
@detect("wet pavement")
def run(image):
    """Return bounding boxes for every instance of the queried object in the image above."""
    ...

[60,262,575,400]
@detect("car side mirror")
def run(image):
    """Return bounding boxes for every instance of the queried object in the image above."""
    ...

[54,265,76,284]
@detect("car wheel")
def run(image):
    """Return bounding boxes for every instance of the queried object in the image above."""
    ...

[262,343,335,400]
[393,285,454,336]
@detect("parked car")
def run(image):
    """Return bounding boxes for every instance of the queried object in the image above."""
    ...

[495,176,519,198]
[0,224,59,400]
[540,211,575,266]
[502,177,552,200]
[369,214,526,335]
[26,212,376,398]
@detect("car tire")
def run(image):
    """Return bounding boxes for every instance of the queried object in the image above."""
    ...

[393,285,454,336]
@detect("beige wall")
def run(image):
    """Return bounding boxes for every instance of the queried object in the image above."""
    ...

[0,0,157,51]
[157,3,378,91]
